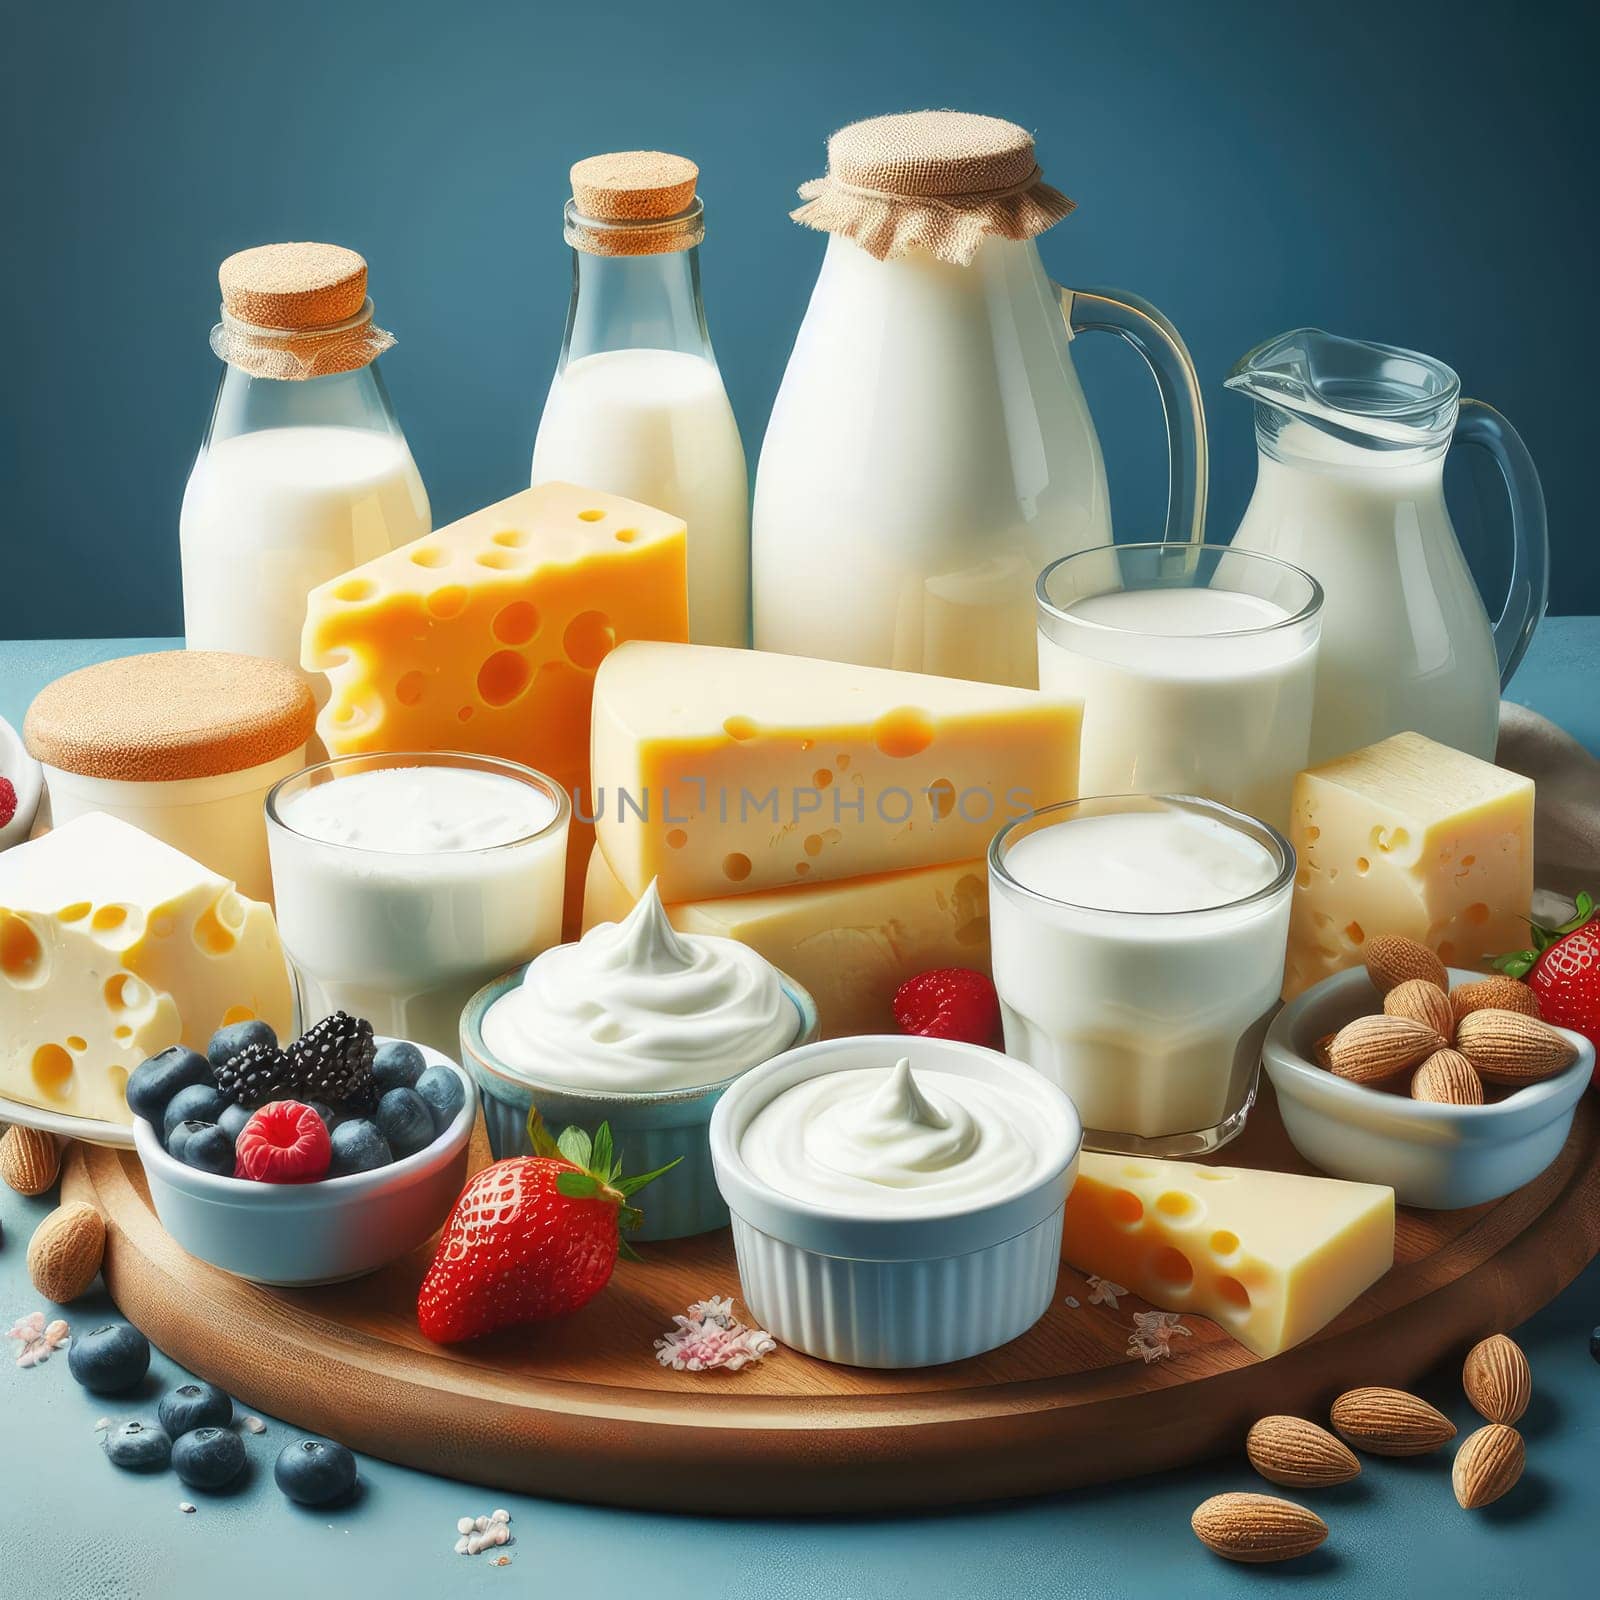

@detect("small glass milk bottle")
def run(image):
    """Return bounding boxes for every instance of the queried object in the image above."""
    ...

[179,243,430,682]
[531,152,750,648]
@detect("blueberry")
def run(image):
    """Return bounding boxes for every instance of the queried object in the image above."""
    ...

[305,1101,339,1131]
[103,1418,171,1472]
[414,1065,465,1134]
[375,1087,434,1158]
[68,1321,150,1395]
[166,1119,214,1163]
[217,1101,252,1142]
[180,1125,234,1175]
[127,1047,215,1125]
[163,1084,229,1141]
[327,1119,392,1177]
[274,1437,358,1506]
[171,1426,246,1490]
[372,1040,426,1096]
[207,1019,278,1069]
[159,1381,233,1436]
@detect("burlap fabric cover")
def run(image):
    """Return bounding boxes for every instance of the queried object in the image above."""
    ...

[792,110,1075,266]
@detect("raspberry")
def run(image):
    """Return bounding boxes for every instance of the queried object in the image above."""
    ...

[0,778,16,831]
[234,1101,332,1184]
[893,967,1001,1046]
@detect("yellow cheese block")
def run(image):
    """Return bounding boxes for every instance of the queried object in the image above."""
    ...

[0,814,293,1125]
[1283,731,1534,999]
[302,481,689,934]
[590,642,1081,902]
[1062,1152,1394,1357]
[583,844,990,1038]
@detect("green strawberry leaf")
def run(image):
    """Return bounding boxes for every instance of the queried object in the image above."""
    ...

[616,1235,644,1263]
[1492,948,1539,979]
[589,1122,615,1182]
[556,1171,601,1199]
[527,1109,562,1160]
[615,1156,684,1197]
[556,1126,593,1170]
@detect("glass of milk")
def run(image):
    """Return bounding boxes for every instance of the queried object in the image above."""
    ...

[1036,543,1322,832]
[989,795,1294,1157]
[265,753,570,1056]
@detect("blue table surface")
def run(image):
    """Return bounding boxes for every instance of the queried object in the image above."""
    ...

[1,627,1597,1600]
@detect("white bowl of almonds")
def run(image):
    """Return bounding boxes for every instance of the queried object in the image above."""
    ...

[1264,936,1593,1208]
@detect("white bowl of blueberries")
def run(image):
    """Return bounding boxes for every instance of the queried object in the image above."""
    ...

[129,1012,476,1286]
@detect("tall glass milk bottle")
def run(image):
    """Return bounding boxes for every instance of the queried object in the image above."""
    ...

[531,151,749,648]
[180,243,430,697]
[754,112,1207,687]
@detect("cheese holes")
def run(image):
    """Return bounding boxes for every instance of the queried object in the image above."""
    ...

[1106,1189,1144,1226]
[926,778,956,820]
[563,611,615,669]
[1155,1191,1200,1222]
[66,1036,87,1052]
[92,906,127,933]
[192,903,238,955]
[395,671,426,707]
[56,902,90,922]
[492,530,529,549]
[723,716,758,741]
[614,528,638,544]
[1215,1276,1251,1314]
[803,834,824,857]
[0,912,44,983]
[475,551,517,571]
[1210,1230,1240,1256]
[493,601,539,645]
[333,578,376,603]
[812,768,833,789]
[1356,856,1371,875]
[1150,1247,1194,1290]
[478,651,532,708]
[1344,921,1365,947]
[426,585,469,620]
[722,852,753,884]
[104,974,149,1013]
[873,707,934,759]
[1464,902,1489,925]
[577,508,606,522]
[666,829,688,850]
[31,1043,72,1098]
[410,545,450,568]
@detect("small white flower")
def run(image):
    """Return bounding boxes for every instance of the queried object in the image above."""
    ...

[1086,1275,1128,1310]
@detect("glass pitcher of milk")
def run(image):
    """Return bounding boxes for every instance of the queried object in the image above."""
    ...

[532,151,749,648]
[1227,328,1548,764]
[180,243,430,683]
[753,111,1206,688]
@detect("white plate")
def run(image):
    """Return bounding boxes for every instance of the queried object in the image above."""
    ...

[0,714,43,852]
[0,1089,135,1149]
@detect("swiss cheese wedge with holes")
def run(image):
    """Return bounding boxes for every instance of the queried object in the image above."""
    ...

[0,814,292,1124]
[1282,732,1534,1000]
[590,642,1081,902]
[302,482,688,931]
[1062,1153,1394,1358]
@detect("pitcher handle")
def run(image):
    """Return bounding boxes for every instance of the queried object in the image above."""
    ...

[1059,284,1208,544]
[1455,399,1549,686]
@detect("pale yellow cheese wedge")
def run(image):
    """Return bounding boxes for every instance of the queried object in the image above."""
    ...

[1062,1152,1395,1357]
[590,641,1081,901]
[0,814,293,1124]
[1283,732,1534,999]
[583,844,990,1038]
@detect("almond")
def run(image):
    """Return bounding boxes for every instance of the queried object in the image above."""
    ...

[1330,1387,1457,1455]
[1310,1032,1337,1070]
[1365,934,1448,995]
[1190,1492,1327,1564]
[1456,1009,1579,1085]
[1452,1423,1525,1509]
[26,1201,106,1305]
[0,1126,61,1196]
[1462,1334,1531,1425]
[1450,977,1539,1025]
[1383,978,1455,1040]
[1245,1415,1361,1488]
[1411,1048,1485,1105]
[1327,1015,1445,1083]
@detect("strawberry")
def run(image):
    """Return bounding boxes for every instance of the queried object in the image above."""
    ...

[893,966,1001,1046]
[0,777,16,831]
[416,1118,678,1344]
[1495,891,1600,1085]
[234,1101,331,1183]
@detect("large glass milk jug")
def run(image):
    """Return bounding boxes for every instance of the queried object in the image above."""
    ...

[753,111,1207,688]
[1227,329,1548,764]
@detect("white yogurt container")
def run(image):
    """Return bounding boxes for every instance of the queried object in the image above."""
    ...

[266,753,570,1055]
[710,1035,1081,1368]
[24,651,315,903]
[989,795,1294,1158]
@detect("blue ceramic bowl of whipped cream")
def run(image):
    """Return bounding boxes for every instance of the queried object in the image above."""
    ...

[460,881,819,1240]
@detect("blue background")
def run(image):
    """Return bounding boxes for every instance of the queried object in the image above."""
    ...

[5,0,1597,639]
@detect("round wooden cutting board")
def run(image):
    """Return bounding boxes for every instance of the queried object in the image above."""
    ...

[66,1084,1600,1514]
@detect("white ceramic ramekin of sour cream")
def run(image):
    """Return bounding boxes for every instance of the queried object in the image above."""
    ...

[710,1035,1082,1368]
[461,883,819,1241]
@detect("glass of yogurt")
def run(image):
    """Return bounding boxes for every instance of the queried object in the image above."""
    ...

[265,753,570,1056]
[1036,542,1322,832]
[989,794,1295,1157]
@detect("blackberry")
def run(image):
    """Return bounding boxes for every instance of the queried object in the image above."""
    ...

[285,1012,377,1111]
[214,1039,295,1108]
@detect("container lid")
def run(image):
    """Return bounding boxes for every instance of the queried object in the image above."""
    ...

[792,110,1075,266]
[565,151,704,256]
[211,242,395,380]
[25,652,316,783]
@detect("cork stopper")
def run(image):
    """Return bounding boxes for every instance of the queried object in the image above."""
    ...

[218,243,368,331]
[566,152,703,256]
[25,652,316,783]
